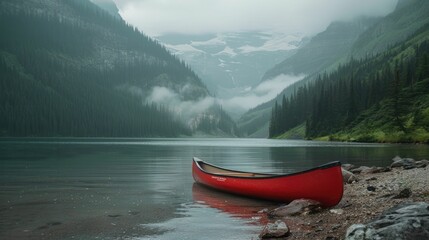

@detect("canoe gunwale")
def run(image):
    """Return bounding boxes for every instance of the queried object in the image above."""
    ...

[193,157,341,179]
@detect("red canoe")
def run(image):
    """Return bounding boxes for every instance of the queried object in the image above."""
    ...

[192,157,343,207]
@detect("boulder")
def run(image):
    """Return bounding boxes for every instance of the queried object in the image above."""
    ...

[415,160,429,168]
[345,202,429,240]
[268,199,322,217]
[399,158,429,169]
[349,166,388,174]
[342,168,358,184]
[259,220,290,239]
[350,166,371,174]
[360,167,375,174]
[360,166,387,174]
[342,163,356,171]
[392,155,402,162]
[391,157,416,169]
[350,166,391,174]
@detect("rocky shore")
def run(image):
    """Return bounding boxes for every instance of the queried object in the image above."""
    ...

[257,156,429,240]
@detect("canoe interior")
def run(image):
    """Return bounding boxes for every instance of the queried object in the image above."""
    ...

[198,161,273,178]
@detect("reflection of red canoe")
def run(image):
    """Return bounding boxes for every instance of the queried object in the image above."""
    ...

[192,183,272,225]
[192,157,343,207]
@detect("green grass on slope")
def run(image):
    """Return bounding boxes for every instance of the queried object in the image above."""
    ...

[275,123,306,140]
[330,79,429,143]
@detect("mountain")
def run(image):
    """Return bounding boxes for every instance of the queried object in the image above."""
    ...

[270,23,429,143]
[156,32,305,99]
[262,17,378,80]
[351,0,429,58]
[238,0,429,138]
[90,0,121,19]
[0,0,237,137]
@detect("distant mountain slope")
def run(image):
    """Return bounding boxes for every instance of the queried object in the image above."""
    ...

[90,0,121,19]
[157,32,304,98]
[351,0,429,58]
[262,18,378,80]
[0,0,237,137]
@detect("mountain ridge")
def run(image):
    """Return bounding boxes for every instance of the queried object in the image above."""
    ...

[157,32,305,98]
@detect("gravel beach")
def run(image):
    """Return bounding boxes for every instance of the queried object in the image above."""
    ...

[260,163,429,240]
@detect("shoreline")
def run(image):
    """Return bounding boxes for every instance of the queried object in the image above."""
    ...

[259,162,429,239]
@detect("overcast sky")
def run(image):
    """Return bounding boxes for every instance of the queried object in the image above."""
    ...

[111,0,398,37]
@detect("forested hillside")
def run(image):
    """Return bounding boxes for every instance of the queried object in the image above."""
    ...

[239,0,429,138]
[270,24,429,143]
[0,0,237,137]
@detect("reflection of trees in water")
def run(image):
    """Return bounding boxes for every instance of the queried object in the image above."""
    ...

[268,145,429,172]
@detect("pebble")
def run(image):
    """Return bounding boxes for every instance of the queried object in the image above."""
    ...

[259,220,290,239]
[268,199,322,217]
[331,224,341,230]
[393,188,412,199]
[258,208,268,214]
[329,209,344,215]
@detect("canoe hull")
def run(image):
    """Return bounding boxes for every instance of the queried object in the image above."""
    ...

[192,159,343,207]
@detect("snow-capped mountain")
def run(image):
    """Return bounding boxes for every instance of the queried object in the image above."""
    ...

[156,32,305,99]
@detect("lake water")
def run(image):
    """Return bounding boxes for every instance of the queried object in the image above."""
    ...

[1,138,428,240]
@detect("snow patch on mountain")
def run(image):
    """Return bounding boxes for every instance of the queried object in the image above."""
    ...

[214,46,237,57]
[165,44,205,55]
[191,36,226,46]
[238,34,302,53]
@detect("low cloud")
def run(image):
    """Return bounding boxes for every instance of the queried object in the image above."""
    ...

[220,74,305,114]
[114,0,398,36]
[147,74,305,120]
[147,86,216,122]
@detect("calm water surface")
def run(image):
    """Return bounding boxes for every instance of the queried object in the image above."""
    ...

[1,138,428,240]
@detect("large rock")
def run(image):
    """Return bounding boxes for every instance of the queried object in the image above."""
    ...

[351,166,389,174]
[345,202,429,240]
[259,220,290,239]
[361,166,389,174]
[350,166,371,174]
[390,156,416,169]
[342,168,358,184]
[342,164,356,171]
[390,156,428,169]
[268,199,322,217]
[415,159,429,168]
